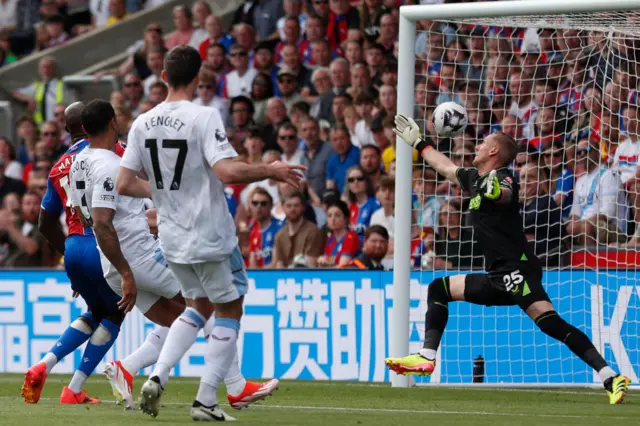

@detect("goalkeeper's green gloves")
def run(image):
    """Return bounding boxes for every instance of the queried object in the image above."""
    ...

[393,114,432,153]
[482,169,502,200]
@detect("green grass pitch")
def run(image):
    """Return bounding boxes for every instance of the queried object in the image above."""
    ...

[0,374,637,425]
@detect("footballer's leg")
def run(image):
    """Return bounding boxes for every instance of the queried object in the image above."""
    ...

[518,276,630,405]
[385,274,511,376]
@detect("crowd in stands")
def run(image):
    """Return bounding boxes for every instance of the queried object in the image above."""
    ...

[2,0,640,270]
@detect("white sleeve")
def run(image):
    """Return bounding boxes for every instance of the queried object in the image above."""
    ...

[91,162,120,210]
[597,171,620,218]
[120,118,144,171]
[200,109,238,167]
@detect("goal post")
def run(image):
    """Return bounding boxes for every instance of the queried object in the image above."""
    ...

[391,0,640,388]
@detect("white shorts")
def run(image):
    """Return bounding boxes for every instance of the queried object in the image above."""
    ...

[168,245,248,304]
[105,247,181,313]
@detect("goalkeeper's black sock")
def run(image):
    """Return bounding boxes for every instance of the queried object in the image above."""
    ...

[535,311,610,373]
[421,277,452,359]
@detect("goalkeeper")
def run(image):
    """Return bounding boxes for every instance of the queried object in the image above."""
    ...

[385,115,630,404]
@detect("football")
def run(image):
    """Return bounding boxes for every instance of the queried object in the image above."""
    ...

[432,102,468,137]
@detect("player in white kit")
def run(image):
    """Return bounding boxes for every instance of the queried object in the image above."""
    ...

[116,46,304,421]
[71,100,280,412]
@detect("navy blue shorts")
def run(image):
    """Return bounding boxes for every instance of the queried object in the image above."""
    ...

[65,235,121,321]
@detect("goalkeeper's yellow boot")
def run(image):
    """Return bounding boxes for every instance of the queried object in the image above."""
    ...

[385,354,435,376]
[605,375,631,404]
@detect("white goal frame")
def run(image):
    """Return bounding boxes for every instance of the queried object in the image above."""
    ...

[391,0,640,388]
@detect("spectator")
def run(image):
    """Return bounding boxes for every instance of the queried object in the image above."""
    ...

[614,105,640,224]
[370,175,395,237]
[276,67,306,113]
[221,45,259,99]
[339,225,388,270]
[311,0,330,20]
[310,40,333,69]
[43,14,70,48]
[194,68,229,125]
[0,138,22,180]
[303,16,331,67]
[0,155,25,204]
[97,24,165,80]
[165,5,195,50]
[413,167,440,230]
[204,43,229,86]
[360,144,383,187]
[142,47,165,96]
[241,150,282,208]
[250,72,274,126]
[543,140,574,220]
[40,120,65,160]
[277,122,304,165]
[300,116,334,198]
[326,125,360,192]
[434,199,483,270]
[519,164,563,261]
[352,92,376,147]
[345,165,380,239]
[326,0,360,54]
[272,191,325,268]
[344,40,363,69]
[377,13,397,57]
[277,0,307,42]
[243,129,265,165]
[114,106,132,140]
[106,0,127,25]
[331,92,351,126]
[346,63,372,100]
[376,84,397,120]
[263,98,290,151]
[12,56,70,126]
[232,23,256,58]
[290,101,311,127]
[275,16,305,63]
[228,96,255,148]
[568,137,624,245]
[306,67,331,115]
[199,14,234,60]
[599,111,622,164]
[366,43,385,88]
[315,58,350,122]
[245,187,284,268]
[509,70,537,141]
[318,199,360,267]
[190,1,212,49]
[0,0,18,33]
[53,104,71,147]
[148,81,168,104]
[279,43,313,92]
[16,116,39,165]
[0,191,52,267]
[122,72,144,117]
[254,39,276,75]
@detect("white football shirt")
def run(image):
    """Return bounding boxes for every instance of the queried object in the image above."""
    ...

[69,147,157,275]
[120,101,238,263]
[570,165,625,229]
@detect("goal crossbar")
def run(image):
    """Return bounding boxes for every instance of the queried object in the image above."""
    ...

[391,0,640,388]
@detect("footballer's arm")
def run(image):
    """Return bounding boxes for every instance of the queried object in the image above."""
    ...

[92,207,137,313]
[116,166,153,199]
[213,158,306,187]
[418,147,461,185]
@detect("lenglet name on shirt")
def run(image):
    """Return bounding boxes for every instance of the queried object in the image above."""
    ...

[144,115,186,132]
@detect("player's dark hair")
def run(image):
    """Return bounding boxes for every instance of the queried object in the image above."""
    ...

[81,99,115,137]
[164,46,202,89]
[365,225,389,241]
[494,131,518,165]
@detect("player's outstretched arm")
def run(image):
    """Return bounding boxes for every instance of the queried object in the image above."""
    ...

[213,158,306,187]
[116,166,153,199]
[393,114,460,184]
[92,207,137,313]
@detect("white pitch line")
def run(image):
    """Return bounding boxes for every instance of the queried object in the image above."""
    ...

[0,397,635,421]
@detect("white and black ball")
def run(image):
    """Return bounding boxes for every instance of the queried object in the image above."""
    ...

[432,102,468,137]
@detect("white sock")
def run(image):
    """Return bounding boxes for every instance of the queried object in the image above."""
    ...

[204,316,246,396]
[121,326,169,375]
[197,318,240,406]
[150,308,205,388]
[598,366,617,382]
[41,352,58,374]
[419,348,437,360]
[68,371,87,393]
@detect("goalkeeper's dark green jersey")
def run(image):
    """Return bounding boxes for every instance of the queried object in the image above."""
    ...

[455,166,540,274]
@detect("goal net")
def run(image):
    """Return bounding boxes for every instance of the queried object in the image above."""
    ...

[404,3,640,386]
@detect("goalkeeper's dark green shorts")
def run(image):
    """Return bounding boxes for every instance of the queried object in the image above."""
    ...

[463,262,550,310]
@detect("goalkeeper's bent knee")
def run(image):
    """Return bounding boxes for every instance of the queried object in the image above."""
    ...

[428,277,452,306]
[535,311,573,341]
